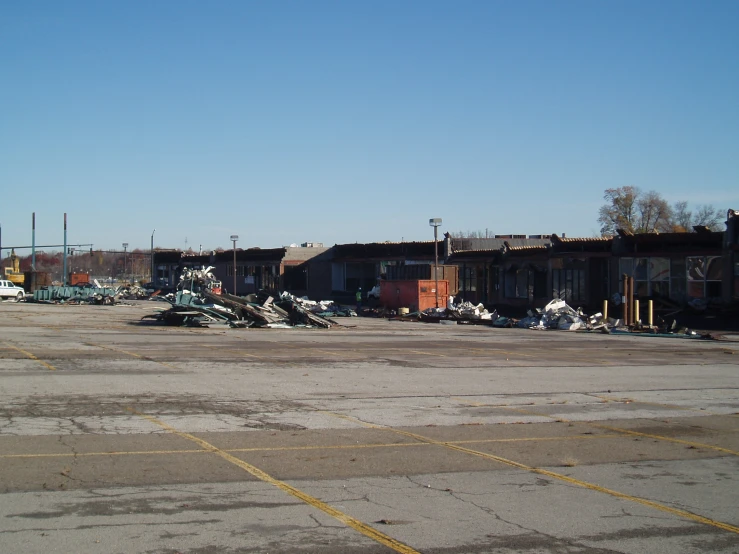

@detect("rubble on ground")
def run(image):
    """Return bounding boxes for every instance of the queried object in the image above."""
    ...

[404,296,707,337]
[279,292,357,317]
[515,299,588,331]
[141,267,339,328]
[31,284,125,304]
[420,300,498,324]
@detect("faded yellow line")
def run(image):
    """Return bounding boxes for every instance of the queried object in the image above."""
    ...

[127,408,420,554]
[1,449,206,459]
[591,394,708,414]
[85,342,178,369]
[453,434,620,445]
[464,347,538,359]
[1,434,622,460]
[407,349,447,358]
[311,348,356,358]
[3,342,57,371]
[498,405,739,457]
[201,343,263,359]
[322,411,739,535]
[593,424,739,456]
[591,394,739,419]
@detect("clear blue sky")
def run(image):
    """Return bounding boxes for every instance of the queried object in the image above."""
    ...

[2,0,737,253]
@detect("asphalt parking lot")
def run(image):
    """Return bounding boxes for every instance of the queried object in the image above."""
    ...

[1,300,738,553]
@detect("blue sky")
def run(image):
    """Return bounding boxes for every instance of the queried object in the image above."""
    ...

[1,0,737,253]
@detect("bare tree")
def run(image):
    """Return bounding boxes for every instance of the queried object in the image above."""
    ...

[598,186,640,235]
[692,205,724,231]
[671,202,723,232]
[450,230,492,239]
[637,190,673,233]
[599,188,723,235]
[672,201,692,232]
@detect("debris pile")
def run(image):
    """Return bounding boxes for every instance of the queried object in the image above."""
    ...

[142,268,338,328]
[32,284,123,304]
[516,299,588,331]
[279,292,357,317]
[419,301,498,324]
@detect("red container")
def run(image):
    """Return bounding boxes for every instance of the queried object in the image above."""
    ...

[69,272,90,286]
[379,279,449,312]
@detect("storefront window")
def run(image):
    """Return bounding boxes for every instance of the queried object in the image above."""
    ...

[687,256,722,298]
[620,257,669,297]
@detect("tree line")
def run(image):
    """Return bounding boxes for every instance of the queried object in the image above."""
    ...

[597,186,724,236]
[452,186,726,239]
[1,249,153,282]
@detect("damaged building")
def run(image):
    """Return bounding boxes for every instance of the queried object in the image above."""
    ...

[152,244,332,298]
[151,209,739,316]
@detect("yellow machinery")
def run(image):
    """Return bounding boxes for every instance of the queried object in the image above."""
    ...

[3,249,25,286]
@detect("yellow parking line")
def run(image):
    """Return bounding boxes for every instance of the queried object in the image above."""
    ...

[590,394,708,414]
[3,342,56,371]
[85,342,178,369]
[201,343,262,359]
[0,434,624,460]
[0,449,206,459]
[321,411,739,535]
[311,348,355,358]
[407,349,446,357]
[498,405,739,457]
[126,408,420,554]
[464,347,537,358]
[593,424,739,456]
[592,394,739,419]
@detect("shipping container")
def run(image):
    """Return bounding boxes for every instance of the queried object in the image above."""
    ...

[384,264,459,295]
[69,272,90,286]
[379,279,449,312]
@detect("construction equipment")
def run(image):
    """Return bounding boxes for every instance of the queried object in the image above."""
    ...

[3,249,25,287]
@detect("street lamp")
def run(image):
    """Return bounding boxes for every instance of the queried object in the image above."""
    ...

[230,235,239,295]
[150,229,156,283]
[122,243,128,283]
[429,218,442,308]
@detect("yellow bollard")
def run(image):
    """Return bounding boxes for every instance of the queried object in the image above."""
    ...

[634,299,640,325]
[648,300,653,327]
[602,299,608,321]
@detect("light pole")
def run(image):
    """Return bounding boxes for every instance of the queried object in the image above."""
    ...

[150,229,156,283]
[122,243,128,283]
[230,235,239,295]
[429,218,442,308]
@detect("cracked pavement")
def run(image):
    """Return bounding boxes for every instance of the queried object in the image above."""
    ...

[0,301,738,553]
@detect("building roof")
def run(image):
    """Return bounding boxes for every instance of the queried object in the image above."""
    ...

[215,248,288,263]
[447,249,503,262]
[332,241,441,260]
[450,236,551,252]
[550,234,613,253]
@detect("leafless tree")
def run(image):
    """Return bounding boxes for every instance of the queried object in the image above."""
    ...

[692,205,724,230]
[450,230,492,239]
[599,187,722,235]
[598,186,640,235]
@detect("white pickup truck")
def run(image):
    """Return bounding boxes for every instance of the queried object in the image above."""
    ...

[0,280,26,301]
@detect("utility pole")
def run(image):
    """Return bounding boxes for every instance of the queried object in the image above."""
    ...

[429,218,442,308]
[122,243,128,283]
[63,213,68,286]
[230,235,239,295]
[150,229,156,283]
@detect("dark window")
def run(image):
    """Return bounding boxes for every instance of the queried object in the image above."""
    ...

[283,265,307,291]
[552,269,585,303]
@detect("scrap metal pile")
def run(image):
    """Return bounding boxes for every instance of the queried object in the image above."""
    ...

[31,281,149,304]
[414,297,704,337]
[512,299,605,331]
[418,298,609,331]
[420,301,498,323]
[279,292,357,317]
[142,267,337,328]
